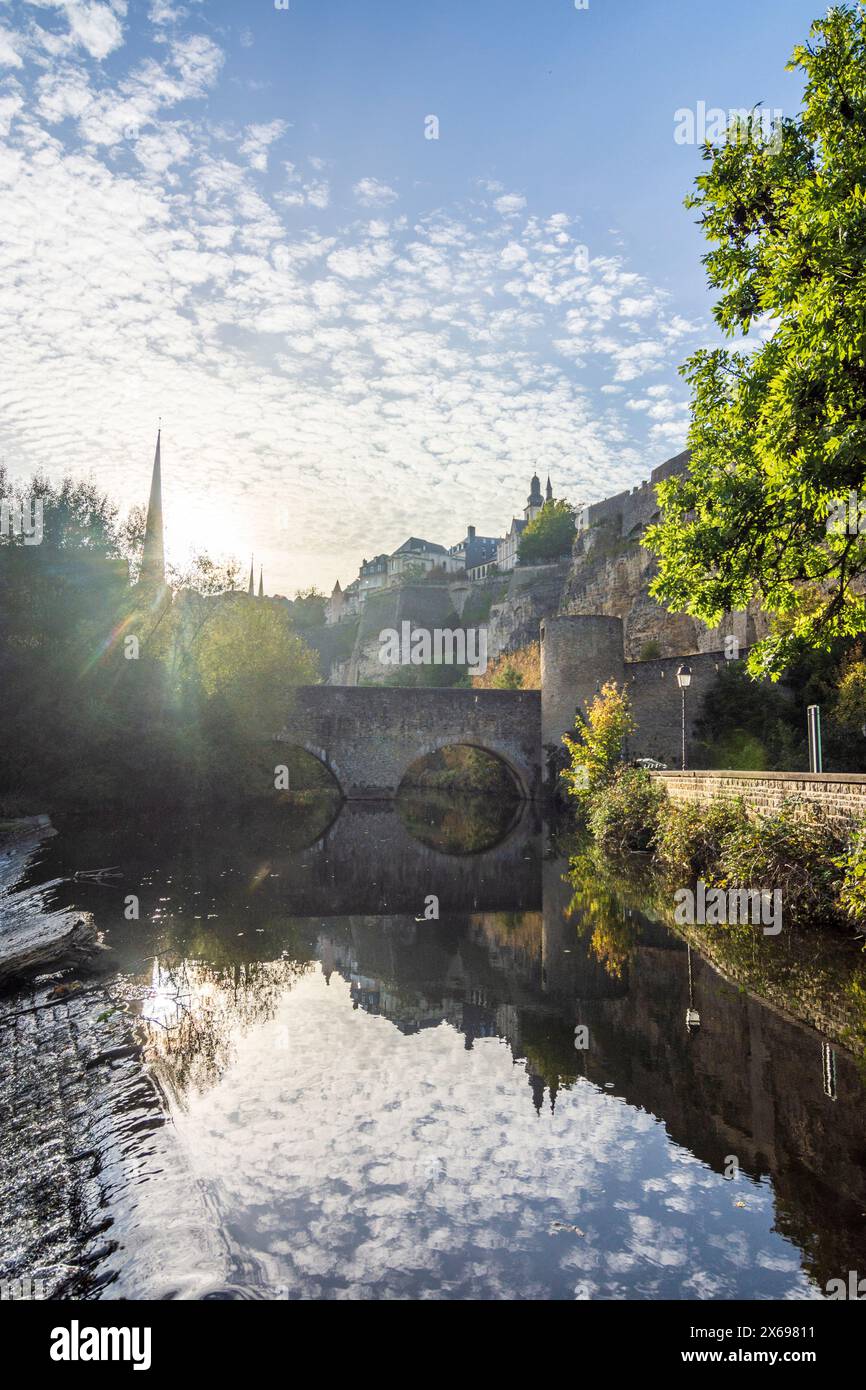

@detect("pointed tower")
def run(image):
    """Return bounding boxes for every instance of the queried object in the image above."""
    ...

[545,475,553,503]
[524,472,544,522]
[258,566,264,598]
[248,556,255,597]
[140,430,165,588]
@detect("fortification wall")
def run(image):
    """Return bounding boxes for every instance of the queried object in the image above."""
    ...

[540,614,745,774]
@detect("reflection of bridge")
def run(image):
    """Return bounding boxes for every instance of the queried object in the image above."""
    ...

[287,801,542,917]
[278,686,542,800]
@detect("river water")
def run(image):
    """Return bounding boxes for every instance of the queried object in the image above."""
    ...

[3,793,866,1301]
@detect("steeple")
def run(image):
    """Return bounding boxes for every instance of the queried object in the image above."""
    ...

[248,555,255,597]
[258,566,264,598]
[545,475,553,502]
[524,471,544,522]
[140,429,165,588]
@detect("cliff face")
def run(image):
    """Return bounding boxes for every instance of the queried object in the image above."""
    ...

[562,521,697,659]
[562,495,768,662]
[486,563,570,661]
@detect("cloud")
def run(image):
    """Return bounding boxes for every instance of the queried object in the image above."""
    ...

[29,0,125,61]
[494,193,526,216]
[239,120,287,172]
[353,176,398,207]
[0,3,707,596]
[0,26,25,68]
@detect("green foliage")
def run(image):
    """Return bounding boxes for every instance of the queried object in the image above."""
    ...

[718,798,845,929]
[587,767,667,854]
[517,500,576,564]
[562,680,635,802]
[831,645,866,736]
[655,796,745,880]
[838,820,866,926]
[693,661,804,769]
[0,472,319,813]
[290,587,327,629]
[645,5,866,677]
[638,640,662,661]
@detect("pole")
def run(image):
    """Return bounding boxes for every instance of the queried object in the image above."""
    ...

[681,687,687,770]
[807,704,823,773]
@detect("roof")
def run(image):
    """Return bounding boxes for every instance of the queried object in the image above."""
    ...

[391,537,447,556]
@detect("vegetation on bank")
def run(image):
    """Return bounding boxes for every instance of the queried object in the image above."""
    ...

[561,681,866,936]
[0,468,327,815]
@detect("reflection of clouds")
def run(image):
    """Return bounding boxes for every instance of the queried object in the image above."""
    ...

[156,966,821,1299]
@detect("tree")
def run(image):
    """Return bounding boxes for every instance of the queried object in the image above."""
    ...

[291,587,327,629]
[518,500,576,564]
[645,4,866,678]
[561,680,635,803]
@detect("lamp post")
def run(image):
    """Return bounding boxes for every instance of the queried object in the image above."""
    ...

[676,664,692,771]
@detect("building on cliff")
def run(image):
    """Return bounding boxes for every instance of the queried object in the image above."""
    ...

[323,473,559,624]
[496,473,556,573]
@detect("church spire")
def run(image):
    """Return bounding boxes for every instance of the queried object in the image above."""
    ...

[258,565,264,598]
[545,475,553,502]
[140,429,165,588]
[248,555,255,597]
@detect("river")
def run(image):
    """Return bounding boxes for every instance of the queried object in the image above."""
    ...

[1,793,865,1301]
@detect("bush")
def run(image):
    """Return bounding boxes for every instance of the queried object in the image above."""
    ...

[473,641,540,690]
[587,767,667,854]
[838,821,866,929]
[717,797,845,929]
[655,797,745,881]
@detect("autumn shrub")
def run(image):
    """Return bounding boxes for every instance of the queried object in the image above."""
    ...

[587,767,667,854]
[562,680,635,805]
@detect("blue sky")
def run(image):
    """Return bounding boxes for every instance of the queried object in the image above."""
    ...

[0,0,823,593]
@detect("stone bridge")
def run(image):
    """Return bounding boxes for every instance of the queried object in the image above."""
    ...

[277,686,542,800]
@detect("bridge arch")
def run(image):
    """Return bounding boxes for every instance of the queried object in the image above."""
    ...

[396,738,530,800]
[272,737,346,799]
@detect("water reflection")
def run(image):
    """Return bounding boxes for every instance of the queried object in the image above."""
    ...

[20,795,866,1300]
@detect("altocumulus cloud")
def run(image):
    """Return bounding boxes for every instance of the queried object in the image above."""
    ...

[0,1,711,594]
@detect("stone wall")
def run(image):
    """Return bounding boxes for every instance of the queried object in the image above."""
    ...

[540,614,739,773]
[625,651,732,768]
[652,770,866,826]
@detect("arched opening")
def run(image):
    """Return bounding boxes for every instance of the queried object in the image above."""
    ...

[396,744,524,854]
[270,743,344,845]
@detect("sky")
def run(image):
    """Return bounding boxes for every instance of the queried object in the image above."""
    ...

[0,0,824,595]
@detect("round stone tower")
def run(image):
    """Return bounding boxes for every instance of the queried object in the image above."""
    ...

[540,615,625,787]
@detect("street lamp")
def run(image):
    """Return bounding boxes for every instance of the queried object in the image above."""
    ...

[676,664,692,770]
